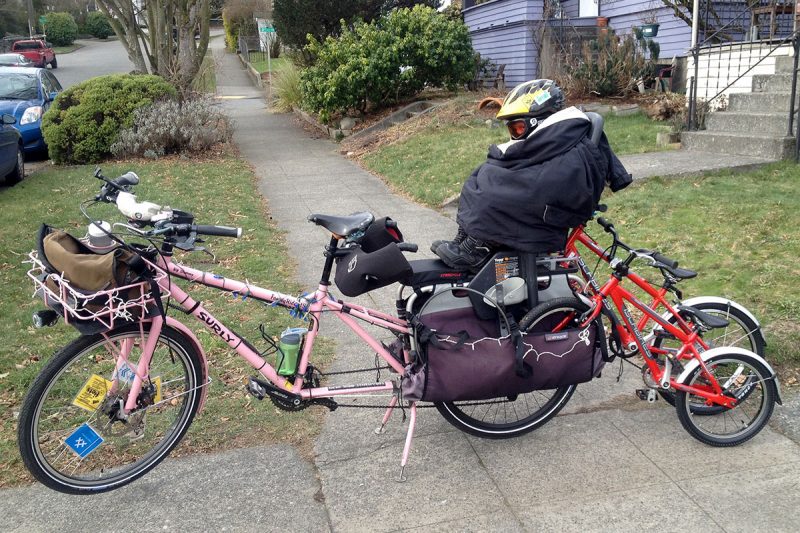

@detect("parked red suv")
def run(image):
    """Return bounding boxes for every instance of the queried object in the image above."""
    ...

[10,40,57,69]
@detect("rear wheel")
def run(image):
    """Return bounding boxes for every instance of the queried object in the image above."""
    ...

[5,144,24,184]
[675,353,776,446]
[653,301,765,411]
[435,297,588,439]
[18,324,203,494]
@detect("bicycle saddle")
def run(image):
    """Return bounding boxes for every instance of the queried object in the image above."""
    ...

[308,212,374,237]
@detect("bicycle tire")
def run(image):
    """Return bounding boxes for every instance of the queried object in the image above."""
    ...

[18,324,203,494]
[434,297,588,439]
[652,301,765,411]
[674,352,776,447]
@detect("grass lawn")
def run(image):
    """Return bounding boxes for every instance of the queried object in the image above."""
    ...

[52,43,83,54]
[0,155,332,487]
[250,55,287,74]
[193,53,217,93]
[362,111,672,208]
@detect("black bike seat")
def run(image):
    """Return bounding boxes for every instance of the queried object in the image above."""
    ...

[678,305,729,329]
[663,265,697,280]
[408,259,472,288]
[308,212,374,237]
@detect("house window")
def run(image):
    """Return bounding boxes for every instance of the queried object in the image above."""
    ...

[580,0,599,18]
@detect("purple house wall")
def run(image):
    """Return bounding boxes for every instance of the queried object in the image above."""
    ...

[464,0,694,85]
[463,0,542,86]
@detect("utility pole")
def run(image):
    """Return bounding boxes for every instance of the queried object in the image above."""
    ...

[26,0,36,37]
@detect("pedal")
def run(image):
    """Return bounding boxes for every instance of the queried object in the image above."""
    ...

[635,389,658,402]
[246,377,266,400]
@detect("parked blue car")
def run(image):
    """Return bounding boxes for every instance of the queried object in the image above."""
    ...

[0,66,62,156]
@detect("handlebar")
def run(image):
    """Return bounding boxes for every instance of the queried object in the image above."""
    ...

[397,242,418,253]
[92,169,242,241]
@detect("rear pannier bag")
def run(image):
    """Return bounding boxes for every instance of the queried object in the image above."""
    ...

[334,243,412,297]
[402,290,604,402]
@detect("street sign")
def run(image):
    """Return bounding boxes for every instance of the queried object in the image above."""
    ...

[260,27,275,33]
[38,15,46,26]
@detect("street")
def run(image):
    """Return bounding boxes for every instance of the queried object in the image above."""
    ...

[51,38,134,89]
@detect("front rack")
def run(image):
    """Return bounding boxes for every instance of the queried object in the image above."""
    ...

[27,251,167,331]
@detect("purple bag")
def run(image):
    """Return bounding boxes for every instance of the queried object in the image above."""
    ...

[402,304,604,403]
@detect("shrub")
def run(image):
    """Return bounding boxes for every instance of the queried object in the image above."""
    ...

[84,12,113,40]
[272,62,302,112]
[300,5,474,121]
[44,12,79,46]
[42,74,177,164]
[222,2,256,52]
[568,30,658,97]
[111,96,232,158]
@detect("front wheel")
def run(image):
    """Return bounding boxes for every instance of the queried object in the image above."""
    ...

[18,324,203,494]
[50,57,57,68]
[434,297,588,439]
[675,352,776,447]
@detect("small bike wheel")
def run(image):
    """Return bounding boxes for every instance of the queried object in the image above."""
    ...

[18,324,203,494]
[434,297,588,439]
[674,352,776,447]
[654,301,765,411]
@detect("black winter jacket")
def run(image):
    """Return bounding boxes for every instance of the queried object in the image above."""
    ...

[457,107,632,253]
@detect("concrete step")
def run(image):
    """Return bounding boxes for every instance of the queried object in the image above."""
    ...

[753,72,796,93]
[775,55,796,73]
[728,91,798,112]
[705,111,790,136]
[682,130,794,159]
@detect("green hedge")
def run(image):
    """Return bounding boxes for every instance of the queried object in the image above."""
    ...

[84,11,113,40]
[44,12,79,46]
[42,74,177,164]
[300,5,474,121]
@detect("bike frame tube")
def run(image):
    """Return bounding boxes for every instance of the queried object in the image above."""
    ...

[588,276,731,405]
[565,226,701,351]
[143,256,410,405]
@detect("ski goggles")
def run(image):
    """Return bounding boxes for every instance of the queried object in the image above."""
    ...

[506,117,539,140]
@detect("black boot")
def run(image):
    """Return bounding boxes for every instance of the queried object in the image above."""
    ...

[435,235,492,272]
[430,226,467,254]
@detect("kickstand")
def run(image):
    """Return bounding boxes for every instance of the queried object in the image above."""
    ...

[397,401,417,482]
[374,395,398,435]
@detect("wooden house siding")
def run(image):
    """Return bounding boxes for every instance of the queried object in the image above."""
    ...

[601,3,692,58]
[464,0,541,84]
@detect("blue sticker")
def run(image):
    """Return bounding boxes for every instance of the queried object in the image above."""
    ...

[65,423,104,458]
[534,89,551,105]
[115,365,136,384]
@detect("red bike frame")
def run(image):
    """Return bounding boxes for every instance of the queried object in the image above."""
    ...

[566,252,737,408]
[564,225,710,358]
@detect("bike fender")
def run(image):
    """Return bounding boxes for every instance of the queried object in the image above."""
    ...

[166,317,211,413]
[678,296,767,346]
[676,347,782,405]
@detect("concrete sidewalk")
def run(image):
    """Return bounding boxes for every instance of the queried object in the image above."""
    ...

[3,42,797,533]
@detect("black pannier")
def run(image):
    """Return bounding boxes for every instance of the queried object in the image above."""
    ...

[334,242,412,297]
[402,286,605,403]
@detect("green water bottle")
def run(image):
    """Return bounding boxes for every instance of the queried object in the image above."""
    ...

[277,328,305,376]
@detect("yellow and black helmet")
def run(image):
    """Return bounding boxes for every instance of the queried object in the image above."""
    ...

[496,79,565,121]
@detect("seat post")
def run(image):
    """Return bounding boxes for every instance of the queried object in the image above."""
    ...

[320,235,339,286]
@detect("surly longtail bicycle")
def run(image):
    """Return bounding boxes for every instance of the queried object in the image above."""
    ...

[17,171,781,495]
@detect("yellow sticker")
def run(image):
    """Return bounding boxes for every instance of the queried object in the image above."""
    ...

[73,375,113,412]
[283,381,293,391]
[152,376,162,404]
